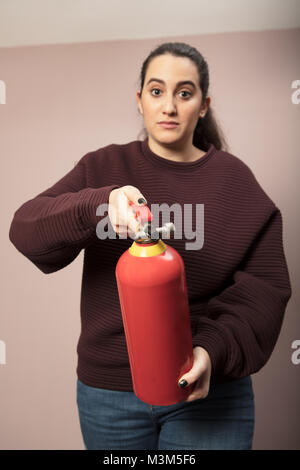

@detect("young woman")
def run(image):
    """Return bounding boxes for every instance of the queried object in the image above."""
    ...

[9,42,292,450]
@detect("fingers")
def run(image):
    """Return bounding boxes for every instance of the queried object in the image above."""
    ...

[122,185,147,206]
[108,185,148,238]
[178,346,212,402]
[185,378,210,402]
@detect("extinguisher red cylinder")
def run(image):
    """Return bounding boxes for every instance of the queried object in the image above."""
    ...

[115,239,196,406]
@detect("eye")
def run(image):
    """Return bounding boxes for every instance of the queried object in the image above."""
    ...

[179,90,191,98]
[150,88,161,96]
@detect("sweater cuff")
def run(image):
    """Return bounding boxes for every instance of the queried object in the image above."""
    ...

[192,322,228,379]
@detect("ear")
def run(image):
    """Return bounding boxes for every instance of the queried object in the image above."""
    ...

[136,91,143,115]
[199,96,211,118]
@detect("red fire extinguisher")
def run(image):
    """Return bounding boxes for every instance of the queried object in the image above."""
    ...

[115,202,196,406]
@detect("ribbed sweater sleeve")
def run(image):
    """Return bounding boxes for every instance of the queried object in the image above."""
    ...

[9,153,119,274]
[192,205,292,380]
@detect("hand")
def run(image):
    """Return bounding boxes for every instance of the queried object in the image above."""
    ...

[109,185,148,239]
[178,346,212,402]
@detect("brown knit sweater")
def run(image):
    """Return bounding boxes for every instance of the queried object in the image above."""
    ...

[9,137,292,390]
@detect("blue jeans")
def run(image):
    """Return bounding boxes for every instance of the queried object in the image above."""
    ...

[76,375,255,450]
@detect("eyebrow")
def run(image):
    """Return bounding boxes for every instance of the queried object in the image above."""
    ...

[146,78,197,90]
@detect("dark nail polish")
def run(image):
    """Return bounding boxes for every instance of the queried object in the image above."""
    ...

[138,198,146,205]
[178,379,188,388]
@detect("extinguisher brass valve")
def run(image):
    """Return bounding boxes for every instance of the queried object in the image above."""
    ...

[134,221,175,242]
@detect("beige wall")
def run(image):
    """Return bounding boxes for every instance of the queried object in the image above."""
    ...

[0,28,299,449]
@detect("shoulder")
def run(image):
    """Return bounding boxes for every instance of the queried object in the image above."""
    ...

[216,147,256,178]
[81,139,139,161]
[215,147,277,211]
[77,139,140,167]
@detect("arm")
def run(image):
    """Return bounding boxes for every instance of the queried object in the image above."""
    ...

[9,153,119,274]
[191,207,292,381]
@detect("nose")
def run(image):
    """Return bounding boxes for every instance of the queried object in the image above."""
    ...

[162,93,177,115]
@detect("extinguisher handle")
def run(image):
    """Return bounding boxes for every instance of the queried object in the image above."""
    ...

[129,201,153,225]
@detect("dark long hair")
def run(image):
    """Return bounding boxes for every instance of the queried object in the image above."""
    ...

[137,41,229,152]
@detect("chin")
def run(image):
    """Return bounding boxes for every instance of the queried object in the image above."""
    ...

[152,131,181,144]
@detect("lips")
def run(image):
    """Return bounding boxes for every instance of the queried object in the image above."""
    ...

[158,122,179,129]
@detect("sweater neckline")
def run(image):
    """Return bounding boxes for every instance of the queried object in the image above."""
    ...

[140,136,217,171]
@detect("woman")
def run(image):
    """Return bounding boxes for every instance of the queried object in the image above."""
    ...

[9,42,292,450]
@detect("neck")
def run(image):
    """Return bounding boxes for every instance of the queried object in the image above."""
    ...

[147,135,205,163]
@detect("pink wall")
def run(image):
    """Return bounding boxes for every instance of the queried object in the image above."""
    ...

[1,28,299,449]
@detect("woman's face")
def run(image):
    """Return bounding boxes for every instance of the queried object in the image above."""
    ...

[136,54,209,147]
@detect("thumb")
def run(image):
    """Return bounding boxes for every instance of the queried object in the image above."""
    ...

[122,185,147,206]
[178,363,201,389]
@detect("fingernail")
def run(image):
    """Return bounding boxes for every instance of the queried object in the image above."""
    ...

[138,198,146,205]
[178,379,188,388]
